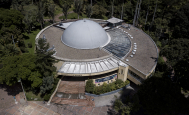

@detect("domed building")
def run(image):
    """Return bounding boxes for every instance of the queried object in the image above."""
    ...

[36,18,158,105]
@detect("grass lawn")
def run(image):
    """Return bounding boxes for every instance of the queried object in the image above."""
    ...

[68,5,74,12]
[26,91,44,101]
[24,29,40,54]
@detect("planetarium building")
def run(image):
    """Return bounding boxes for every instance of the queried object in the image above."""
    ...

[36,18,158,86]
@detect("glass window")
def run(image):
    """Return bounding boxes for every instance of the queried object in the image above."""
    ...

[95,74,117,83]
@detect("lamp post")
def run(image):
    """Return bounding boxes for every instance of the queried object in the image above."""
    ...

[18,79,27,105]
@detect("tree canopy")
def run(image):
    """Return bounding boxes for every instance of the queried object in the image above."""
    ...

[137,77,189,115]
[36,38,57,93]
[0,54,42,88]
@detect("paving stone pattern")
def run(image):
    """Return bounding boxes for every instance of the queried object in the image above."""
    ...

[0,101,60,115]
[51,78,95,107]
[49,103,116,115]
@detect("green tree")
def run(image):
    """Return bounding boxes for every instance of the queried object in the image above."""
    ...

[23,11,33,34]
[48,4,55,23]
[62,3,70,20]
[0,8,26,53]
[74,0,83,19]
[11,0,29,13]
[161,39,189,67]
[0,44,20,58]
[37,1,45,29]
[91,4,106,19]
[171,3,189,39]
[137,77,189,115]
[36,38,57,93]
[0,54,42,88]
[174,58,189,91]
[40,76,54,94]
[85,79,95,93]
[86,4,92,18]
[114,95,140,115]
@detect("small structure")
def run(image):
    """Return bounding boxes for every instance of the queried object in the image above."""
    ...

[107,17,123,27]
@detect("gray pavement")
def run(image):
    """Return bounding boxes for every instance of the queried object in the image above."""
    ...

[94,86,135,107]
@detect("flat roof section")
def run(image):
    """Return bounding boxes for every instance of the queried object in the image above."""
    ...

[122,24,158,75]
[39,26,110,60]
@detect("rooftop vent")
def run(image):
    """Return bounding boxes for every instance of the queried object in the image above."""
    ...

[130,55,133,57]
[126,59,129,62]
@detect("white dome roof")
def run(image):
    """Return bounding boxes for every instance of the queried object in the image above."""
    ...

[61,20,109,49]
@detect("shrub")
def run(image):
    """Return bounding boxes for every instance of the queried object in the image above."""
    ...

[102,82,108,93]
[85,79,130,95]
[157,41,162,48]
[115,79,124,89]
[94,86,104,95]
[44,94,51,101]
[28,42,32,48]
[85,79,95,93]
[125,80,130,86]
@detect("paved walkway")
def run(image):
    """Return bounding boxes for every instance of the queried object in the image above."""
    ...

[0,84,23,112]
[94,86,135,107]
[0,101,116,115]
[1,101,59,115]
[0,80,138,115]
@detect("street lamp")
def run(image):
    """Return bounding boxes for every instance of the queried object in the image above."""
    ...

[18,79,28,105]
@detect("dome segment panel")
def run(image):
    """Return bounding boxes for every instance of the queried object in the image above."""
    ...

[62,20,109,49]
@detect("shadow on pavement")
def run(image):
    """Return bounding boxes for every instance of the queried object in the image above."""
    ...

[0,83,23,96]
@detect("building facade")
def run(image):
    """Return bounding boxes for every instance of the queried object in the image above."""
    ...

[35,18,158,86]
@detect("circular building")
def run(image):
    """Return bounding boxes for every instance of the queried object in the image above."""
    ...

[36,18,158,105]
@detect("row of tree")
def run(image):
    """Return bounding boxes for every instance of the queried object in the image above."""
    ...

[0,37,57,94]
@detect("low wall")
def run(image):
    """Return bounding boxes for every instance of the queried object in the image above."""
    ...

[85,83,130,97]
[47,76,63,105]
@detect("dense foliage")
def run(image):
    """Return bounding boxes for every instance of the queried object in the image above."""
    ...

[0,54,42,88]
[0,0,189,113]
[85,79,130,95]
[36,38,57,94]
[137,77,189,115]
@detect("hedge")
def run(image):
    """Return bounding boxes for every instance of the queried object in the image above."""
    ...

[85,79,130,95]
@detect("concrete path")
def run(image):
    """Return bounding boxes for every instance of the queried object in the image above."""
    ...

[94,86,135,107]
